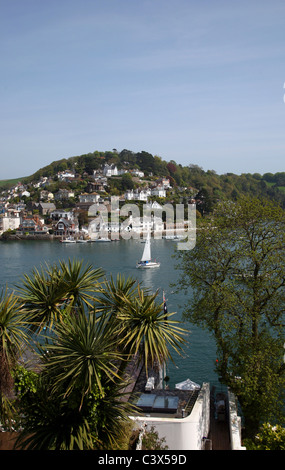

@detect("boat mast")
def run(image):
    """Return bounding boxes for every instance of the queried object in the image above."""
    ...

[158,290,168,389]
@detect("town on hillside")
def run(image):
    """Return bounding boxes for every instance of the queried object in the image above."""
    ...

[1,149,284,239]
[0,161,198,240]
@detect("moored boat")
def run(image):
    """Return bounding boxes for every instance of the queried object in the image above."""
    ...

[60,236,76,243]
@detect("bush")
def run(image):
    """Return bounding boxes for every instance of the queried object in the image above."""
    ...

[244,423,285,450]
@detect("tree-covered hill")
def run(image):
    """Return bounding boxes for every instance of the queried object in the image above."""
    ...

[2,149,285,207]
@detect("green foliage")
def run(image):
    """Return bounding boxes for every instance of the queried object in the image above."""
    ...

[3,259,187,449]
[115,285,187,371]
[13,366,38,396]
[175,196,285,437]
[39,311,122,401]
[1,229,17,239]
[142,426,169,450]
[244,423,285,450]
[12,148,284,209]
[0,289,30,398]
[16,260,104,331]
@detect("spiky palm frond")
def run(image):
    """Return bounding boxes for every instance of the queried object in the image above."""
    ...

[39,311,122,402]
[16,259,104,331]
[59,259,104,308]
[93,377,138,450]
[116,286,187,371]
[15,374,136,450]
[0,288,30,426]
[15,392,94,450]
[0,289,29,392]
[16,263,67,331]
[97,274,137,315]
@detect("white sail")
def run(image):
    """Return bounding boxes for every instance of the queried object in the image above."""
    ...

[136,231,160,268]
[141,233,151,261]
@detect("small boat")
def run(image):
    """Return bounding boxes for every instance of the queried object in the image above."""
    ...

[95,237,111,242]
[136,232,160,268]
[163,234,185,240]
[175,378,200,391]
[60,236,76,243]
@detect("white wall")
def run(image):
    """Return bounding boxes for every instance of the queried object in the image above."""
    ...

[132,383,210,450]
[228,389,246,450]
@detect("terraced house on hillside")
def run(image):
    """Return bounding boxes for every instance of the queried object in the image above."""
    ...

[17,215,49,235]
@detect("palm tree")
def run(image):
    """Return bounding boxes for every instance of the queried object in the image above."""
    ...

[16,263,67,332]
[14,366,96,450]
[59,259,104,309]
[16,259,104,332]
[0,288,29,426]
[40,309,122,401]
[15,374,137,450]
[115,286,187,373]
[92,376,137,450]
[96,273,138,331]
[15,309,136,450]
[12,260,187,449]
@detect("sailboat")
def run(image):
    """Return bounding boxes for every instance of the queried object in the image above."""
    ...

[136,232,160,268]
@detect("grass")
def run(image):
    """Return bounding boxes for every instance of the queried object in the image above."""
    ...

[0,177,27,189]
[264,181,285,193]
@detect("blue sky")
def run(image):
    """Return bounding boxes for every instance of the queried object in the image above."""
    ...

[1,0,285,179]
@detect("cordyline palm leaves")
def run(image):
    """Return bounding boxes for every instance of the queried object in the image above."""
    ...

[16,309,137,450]
[15,389,94,450]
[16,259,104,331]
[15,374,136,450]
[98,273,137,315]
[59,259,104,308]
[96,273,138,333]
[40,310,121,402]
[0,288,29,425]
[114,286,187,372]
[12,258,187,449]
[96,275,187,374]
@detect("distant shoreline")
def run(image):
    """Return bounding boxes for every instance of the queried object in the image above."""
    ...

[0,228,191,242]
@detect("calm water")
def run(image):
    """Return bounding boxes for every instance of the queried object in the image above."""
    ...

[0,238,219,388]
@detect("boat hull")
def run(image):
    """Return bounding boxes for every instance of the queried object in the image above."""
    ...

[136,261,160,269]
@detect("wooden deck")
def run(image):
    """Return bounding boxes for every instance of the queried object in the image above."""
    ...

[121,356,143,402]
[208,388,231,450]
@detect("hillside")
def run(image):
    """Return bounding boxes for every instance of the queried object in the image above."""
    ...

[1,149,285,209]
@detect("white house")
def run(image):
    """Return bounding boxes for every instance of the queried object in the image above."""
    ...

[117,169,129,176]
[122,214,164,235]
[103,164,118,177]
[130,169,145,178]
[125,189,151,202]
[78,192,100,204]
[0,210,21,234]
[50,209,74,221]
[57,170,75,181]
[131,383,210,451]
[131,384,245,451]
[20,190,31,198]
[151,186,166,198]
[88,214,109,239]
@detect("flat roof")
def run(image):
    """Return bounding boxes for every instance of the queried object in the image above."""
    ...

[136,393,179,414]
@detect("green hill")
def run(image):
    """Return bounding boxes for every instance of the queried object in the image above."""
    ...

[2,149,285,208]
